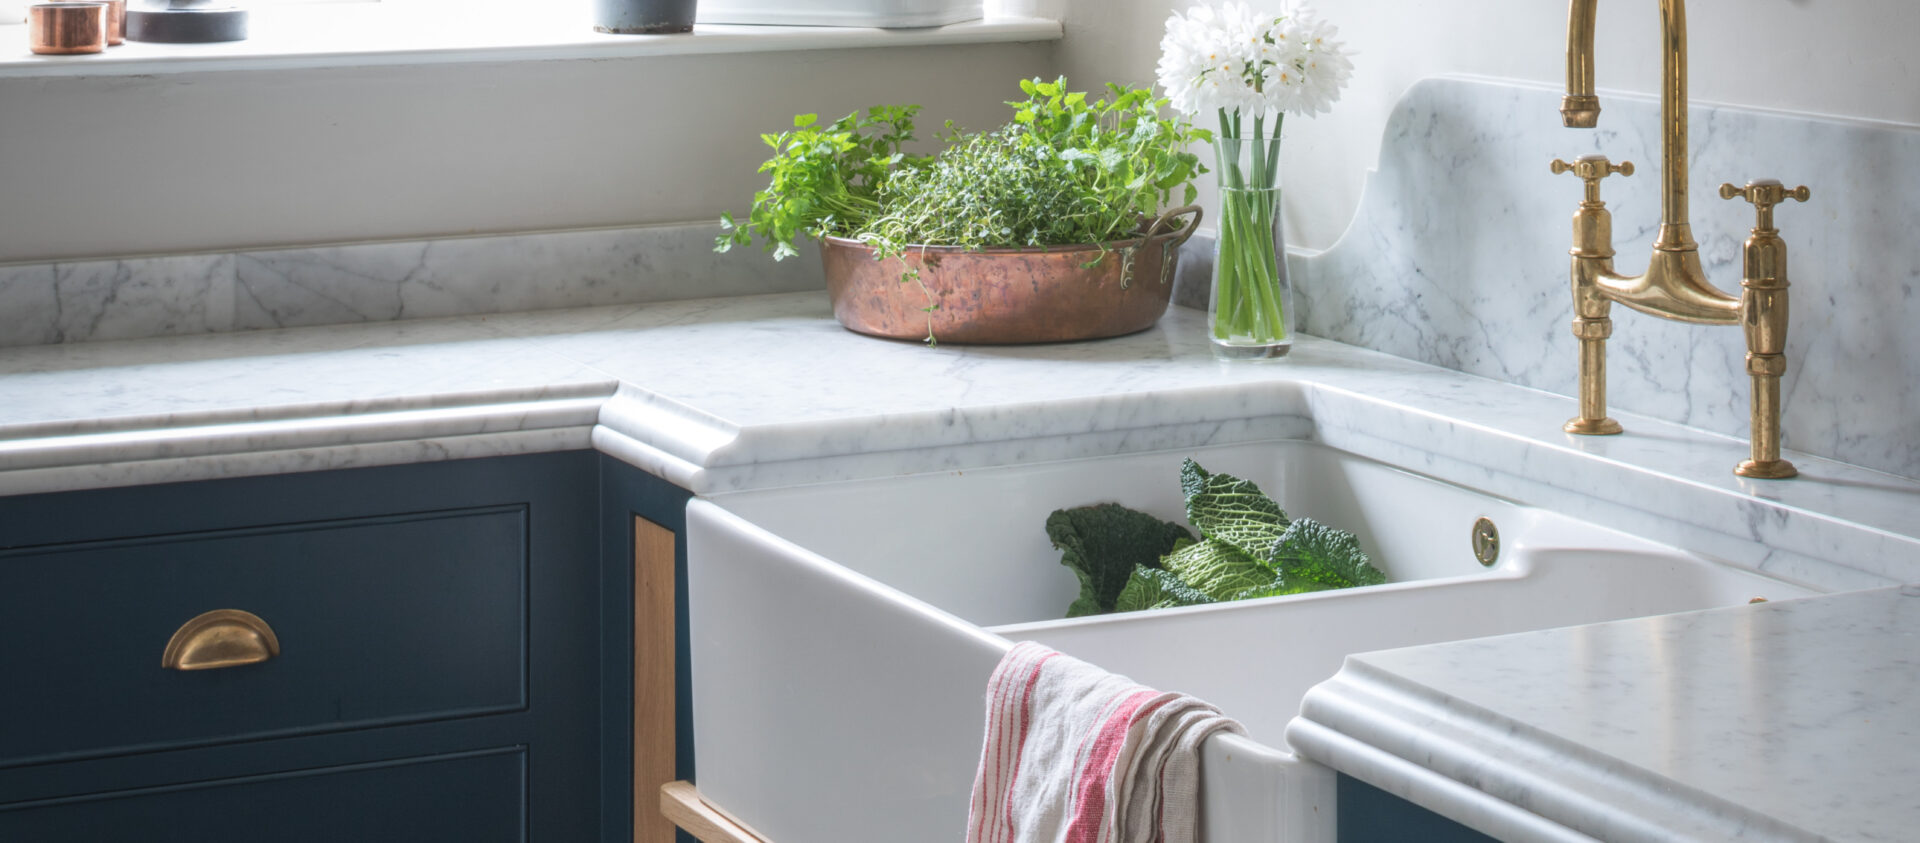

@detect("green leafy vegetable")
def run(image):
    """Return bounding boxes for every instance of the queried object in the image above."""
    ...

[1046,503,1194,617]
[715,105,925,262]
[1268,518,1388,590]
[863,126,1116,255]
[1162,538,1274,601]
[1227,577,1336,602]
[1047,459,1391,618]
[1114,566,1217,612]
[718,78,1209,260]
[1180,458,1289,558]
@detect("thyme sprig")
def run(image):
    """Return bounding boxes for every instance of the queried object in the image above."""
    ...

[863,79,1208,254]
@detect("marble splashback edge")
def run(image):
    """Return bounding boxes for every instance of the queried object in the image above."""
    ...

[0,222,827,347]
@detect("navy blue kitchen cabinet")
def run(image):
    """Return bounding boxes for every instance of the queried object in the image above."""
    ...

[0,452,691,843]
[1338,774,1500,843]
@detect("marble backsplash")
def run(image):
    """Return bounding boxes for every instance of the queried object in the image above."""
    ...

[0,223,824,347]
[0,217,1214,350]
[1288,75,1920,482]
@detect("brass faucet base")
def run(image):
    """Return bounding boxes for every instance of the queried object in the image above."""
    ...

[1564,417,1623,436]
[1735,459,1798,480]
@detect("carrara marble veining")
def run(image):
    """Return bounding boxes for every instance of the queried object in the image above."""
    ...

[1288,76,1920,482]
[0,254,234,346]
[0,222,822,347]
[1289,585,1920,842]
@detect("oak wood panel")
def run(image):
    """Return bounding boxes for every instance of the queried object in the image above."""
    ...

[634,516,678,843]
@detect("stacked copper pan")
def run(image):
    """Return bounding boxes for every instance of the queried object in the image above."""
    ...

[28,0,124,53]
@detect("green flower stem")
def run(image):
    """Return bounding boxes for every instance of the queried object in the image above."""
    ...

[1211,108,1288,345]
[1250,113,1268,193]
[1214,111,1245,340]
[1231,190,1283,338]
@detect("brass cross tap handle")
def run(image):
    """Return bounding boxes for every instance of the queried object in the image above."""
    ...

[1717,179,1810,480]
[1552,156,1634,208]
[1550,155,1635,181]
[1719,179,1810,231]
[1719,179,1810,207]
[1551,155,1636,437]
[1551,156,1632,261]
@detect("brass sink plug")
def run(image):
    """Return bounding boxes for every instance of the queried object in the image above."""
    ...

[1720,179,1810,479]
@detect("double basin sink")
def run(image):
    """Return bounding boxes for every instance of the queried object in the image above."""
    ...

[685,440,1814,842]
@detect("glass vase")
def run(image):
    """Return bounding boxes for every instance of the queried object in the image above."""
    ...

[1208,126,1292,359]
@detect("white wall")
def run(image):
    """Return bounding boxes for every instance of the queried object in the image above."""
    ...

[0,43,1051,264]
[1054,0,1920,252]
[9,1,1915,264]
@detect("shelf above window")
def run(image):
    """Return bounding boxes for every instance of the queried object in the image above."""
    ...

[0,5,1061,79]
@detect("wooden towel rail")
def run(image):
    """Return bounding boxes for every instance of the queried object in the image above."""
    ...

[661,781,771,843]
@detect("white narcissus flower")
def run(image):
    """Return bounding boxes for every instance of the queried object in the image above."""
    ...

[1280,6,1354,116]
[1156,0,1353,121]
[1154,6,1224,116]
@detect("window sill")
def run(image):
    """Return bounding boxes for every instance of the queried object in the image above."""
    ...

[0,6,1060,79]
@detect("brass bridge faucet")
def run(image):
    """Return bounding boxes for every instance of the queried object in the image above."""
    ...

[1553,0,1809,479]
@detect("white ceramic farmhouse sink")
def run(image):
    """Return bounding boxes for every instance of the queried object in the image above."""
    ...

[685,441,1814,843]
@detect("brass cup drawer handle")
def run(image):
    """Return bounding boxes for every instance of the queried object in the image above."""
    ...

[162,609,281,671]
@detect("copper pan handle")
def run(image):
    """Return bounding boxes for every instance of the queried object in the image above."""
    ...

[1142,205,1204,287]
[1143,204,1204,249]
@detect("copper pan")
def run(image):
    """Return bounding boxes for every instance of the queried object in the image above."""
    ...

[823,205,1202,344]
[29,2,107,54]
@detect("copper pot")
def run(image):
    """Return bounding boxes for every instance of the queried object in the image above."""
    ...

[823,205,1202,344]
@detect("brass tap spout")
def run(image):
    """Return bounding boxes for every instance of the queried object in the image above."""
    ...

[1561,1,1600,128]
[1554,0,1810,478]
[1562,0,1739,325]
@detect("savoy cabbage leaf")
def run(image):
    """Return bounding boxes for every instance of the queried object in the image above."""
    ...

[1180,458,1290,558]
[1266,517,1388,590]
[1228,575,1338,602]
[1047,503,1194,617]
[1114,566,1217,612]
[1162,537,1277,601]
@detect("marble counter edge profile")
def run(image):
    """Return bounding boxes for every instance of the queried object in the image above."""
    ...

[1288,663,1785,843]
[0,427,598,498]
[1285,589,1915,843]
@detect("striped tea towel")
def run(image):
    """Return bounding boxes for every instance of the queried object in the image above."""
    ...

[965,641,1245,843]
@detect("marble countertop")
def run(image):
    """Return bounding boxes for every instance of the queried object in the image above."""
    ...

[7,291,1920,839]
[2,292,1917,595]
[1288,585,1920,842]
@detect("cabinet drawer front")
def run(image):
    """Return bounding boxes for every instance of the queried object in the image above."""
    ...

[0,506,527,768]
[0,748,525,842]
